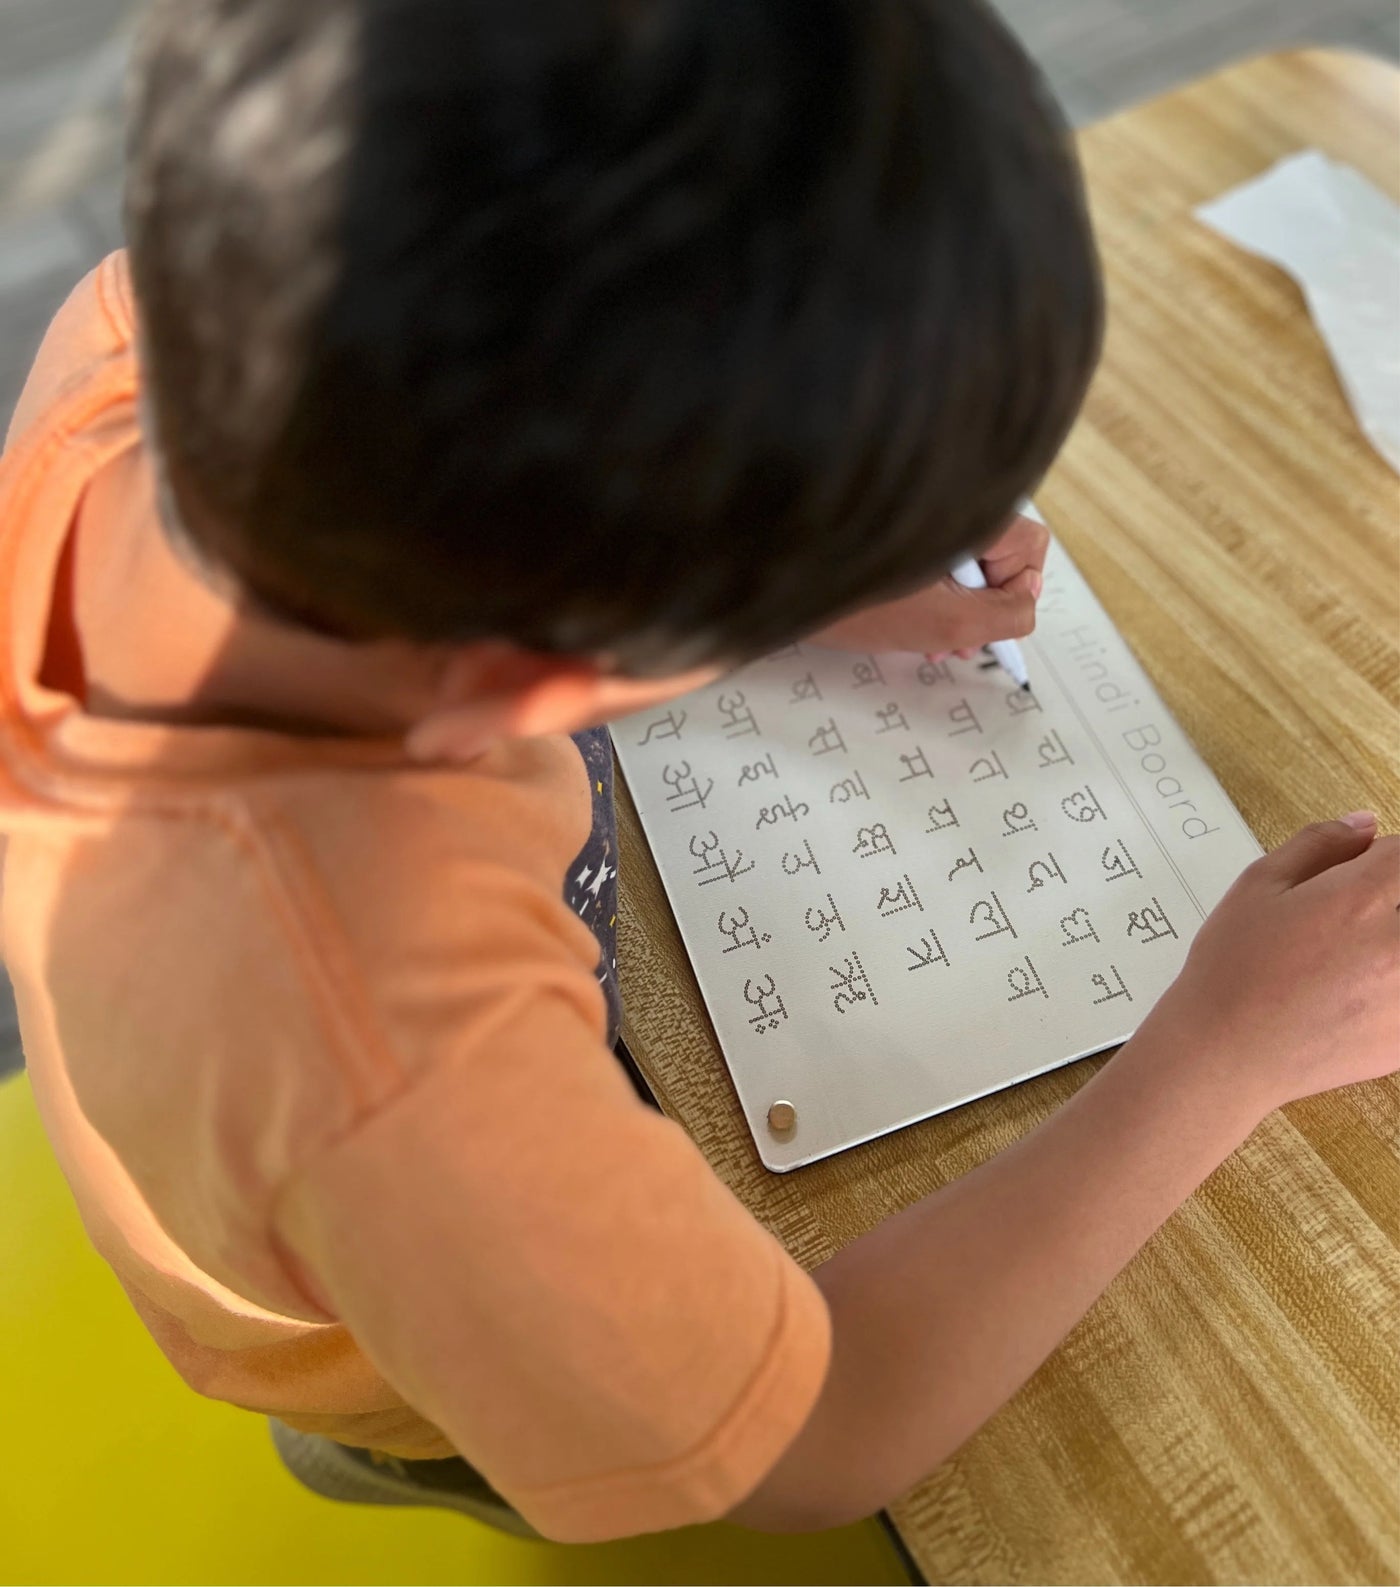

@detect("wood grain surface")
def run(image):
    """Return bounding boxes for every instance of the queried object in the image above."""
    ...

[617,50,1400,1586]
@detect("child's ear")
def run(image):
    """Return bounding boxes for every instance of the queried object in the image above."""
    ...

[404,645,719,763]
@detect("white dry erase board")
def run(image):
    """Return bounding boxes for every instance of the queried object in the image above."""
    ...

[613,532,1263,1171]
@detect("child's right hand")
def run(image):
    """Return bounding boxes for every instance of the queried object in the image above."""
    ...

[804,515,1048,658]
[1140,813,1399,1117]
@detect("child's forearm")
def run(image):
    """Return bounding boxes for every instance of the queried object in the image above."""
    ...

[731,1026,1267,1532]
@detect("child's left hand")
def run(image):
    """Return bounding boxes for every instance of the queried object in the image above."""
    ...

[806,514,1049,657]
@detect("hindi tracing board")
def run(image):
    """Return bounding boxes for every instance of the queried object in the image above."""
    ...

[613,532,1263,1171]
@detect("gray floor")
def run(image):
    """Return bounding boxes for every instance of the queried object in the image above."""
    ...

[991,0,1399,124]
[0,0,1397,1080]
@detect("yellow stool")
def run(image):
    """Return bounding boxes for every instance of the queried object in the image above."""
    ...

[0,1075,907,1586]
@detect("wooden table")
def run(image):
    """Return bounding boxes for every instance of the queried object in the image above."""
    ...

[617,50,1400,1586]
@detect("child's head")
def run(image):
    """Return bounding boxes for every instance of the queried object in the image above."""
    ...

[127,0,1100,681]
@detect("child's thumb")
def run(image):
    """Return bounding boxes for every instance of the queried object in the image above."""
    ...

[1254,812,1377,890]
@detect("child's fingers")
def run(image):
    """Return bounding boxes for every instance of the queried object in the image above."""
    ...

[1306,830,1400,910]
[1250,814,1378,892]
[980,515,1051,581]
[947,566,1040,647]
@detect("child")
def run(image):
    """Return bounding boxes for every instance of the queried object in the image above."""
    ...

[1,0,1394,1545]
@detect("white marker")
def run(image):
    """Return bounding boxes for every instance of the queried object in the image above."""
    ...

[950,558,1031,691]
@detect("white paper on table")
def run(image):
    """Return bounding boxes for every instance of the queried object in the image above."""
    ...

[613,535,1262,1171]
[1197,149,1400,473]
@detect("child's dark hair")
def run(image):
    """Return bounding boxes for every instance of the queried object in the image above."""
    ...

[127,0,1101,673]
